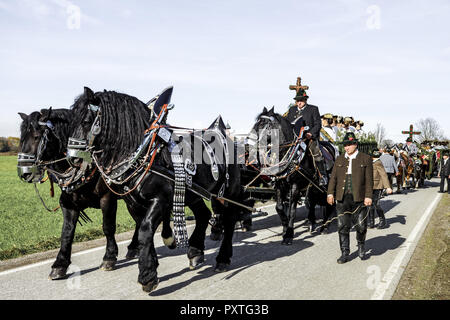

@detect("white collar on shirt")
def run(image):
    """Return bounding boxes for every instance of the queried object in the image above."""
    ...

[345,150,359,160]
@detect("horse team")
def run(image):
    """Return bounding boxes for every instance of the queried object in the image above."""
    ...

[17,86,384,293]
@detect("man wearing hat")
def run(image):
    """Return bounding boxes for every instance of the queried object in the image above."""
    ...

[343,117,356,133]
[355,121,365,137]
[284,88,328,185]
[438,150,450,193]
[327,132,373,263]
[320,113,337,142]
[380,147,398,187]
[369,150,393,229]
[403,137,419,157]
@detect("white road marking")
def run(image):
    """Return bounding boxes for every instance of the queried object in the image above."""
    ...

[370,192,442,300]
[0,206,278,277]
[0,239,132,277]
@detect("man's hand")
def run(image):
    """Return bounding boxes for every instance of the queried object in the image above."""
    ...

[386,188,393,194]
[364,198,372,206]
[305,132,312,139]
[327,194,334,205]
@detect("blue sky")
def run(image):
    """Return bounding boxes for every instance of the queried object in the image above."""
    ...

[1,0,449,142]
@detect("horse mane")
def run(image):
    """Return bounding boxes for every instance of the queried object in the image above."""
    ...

[20,112,41,144]
[71,89,151,168]
[45,108,73,154]
[20,109,72,155]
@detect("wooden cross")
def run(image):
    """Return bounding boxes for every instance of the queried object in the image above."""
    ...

[402,124,421,140]
[289,77,309,93]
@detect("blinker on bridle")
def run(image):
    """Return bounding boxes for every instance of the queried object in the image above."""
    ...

[67,104,101,166]
[17,119,55,183]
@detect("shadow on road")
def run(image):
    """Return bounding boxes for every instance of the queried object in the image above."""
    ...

[347,233,406,261]
[366,233,406,257]
[150,237,314,297]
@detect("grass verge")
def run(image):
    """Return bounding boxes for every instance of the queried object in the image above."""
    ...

[392,193,450,300]
[0,155,197,261]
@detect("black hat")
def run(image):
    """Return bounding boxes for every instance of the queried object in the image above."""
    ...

[342,132,358,146]
[371,149,381,158]
[293,89,309,101]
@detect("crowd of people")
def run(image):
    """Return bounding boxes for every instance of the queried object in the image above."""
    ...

[280,77,449,264]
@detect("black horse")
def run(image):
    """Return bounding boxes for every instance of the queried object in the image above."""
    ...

[17,107,175,280]
[251,107,335,245]
[68,87,243,293]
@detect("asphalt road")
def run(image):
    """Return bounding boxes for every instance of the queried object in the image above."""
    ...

[0,179,443,300]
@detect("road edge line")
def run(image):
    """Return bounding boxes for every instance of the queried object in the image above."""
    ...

[370,192,443,300]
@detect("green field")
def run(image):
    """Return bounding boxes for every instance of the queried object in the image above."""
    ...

[0,155,196,261]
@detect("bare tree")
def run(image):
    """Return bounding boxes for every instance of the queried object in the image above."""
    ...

[415,118,445,142]
[381,139,394,149]
[374,123,386,146]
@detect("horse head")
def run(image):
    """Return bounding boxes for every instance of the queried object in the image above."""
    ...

[68,87,151,170]
[17,108,70,183]
[249,107,295,167]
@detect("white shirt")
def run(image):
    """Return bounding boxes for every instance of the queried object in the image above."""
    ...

[323,126,337,141]
[345,150,359,174]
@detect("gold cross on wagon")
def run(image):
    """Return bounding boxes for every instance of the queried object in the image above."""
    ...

[289,77,309,93]
[402,124,421,140]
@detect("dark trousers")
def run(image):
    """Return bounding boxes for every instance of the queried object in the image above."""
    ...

[369,189,385,224]
[440,175,450,193]
[387,173,394,188]
[336,193,368,253]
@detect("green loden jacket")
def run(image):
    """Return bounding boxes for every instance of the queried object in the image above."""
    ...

[328,151,374,202]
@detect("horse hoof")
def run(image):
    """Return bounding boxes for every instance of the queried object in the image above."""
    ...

[189,254,205,270]
[214,262,230,273]
[163,236,177,250]
[125,248,140,260]
[142,277,159,293]
[310,224,317,233]
[100,260,116,271]
[48,267,68,280]
[320,227,329,235]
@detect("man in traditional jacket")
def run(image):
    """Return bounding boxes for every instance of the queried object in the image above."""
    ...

[438,150,450,193]
[327,132,373,263]
[369,150,393,229]
[403,137,419,156]
[284,88,328,185]
[380,148,398,187]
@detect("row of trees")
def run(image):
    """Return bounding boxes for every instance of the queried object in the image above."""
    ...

[0,137,20,153]
[373,118,448,147]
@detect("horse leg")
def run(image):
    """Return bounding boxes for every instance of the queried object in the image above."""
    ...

[49,194,79,280]
[307,197,317,233]
[320,204,335,234]
[138,198,165,293]
[99,193,118,271]
[282,184,300,245]
[125,204,144,260]
[210,211,224,242]
[275,188,289,236]
[214,203,239,272]
[161,208,176,250]
[396,173,402,193]
[187,199,212,270]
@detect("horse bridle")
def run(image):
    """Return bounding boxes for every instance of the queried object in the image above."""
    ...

[67,104,101,166]
[17,120,56,183]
